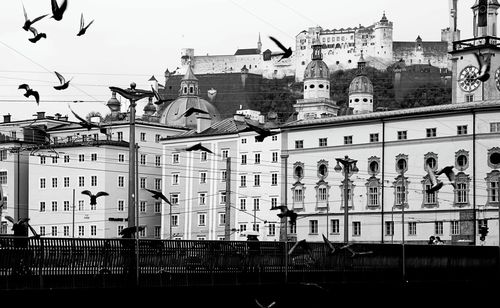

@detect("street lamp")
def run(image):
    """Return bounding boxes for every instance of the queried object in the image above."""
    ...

[334,155,359,244]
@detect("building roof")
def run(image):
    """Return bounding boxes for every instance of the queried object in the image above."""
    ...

[349,75,373,95]
[283,101,500,129]
[234,48,261,55]
[393,41,448,54]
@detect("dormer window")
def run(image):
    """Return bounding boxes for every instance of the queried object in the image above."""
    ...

[183,87,187,94]
[189,86,194,94]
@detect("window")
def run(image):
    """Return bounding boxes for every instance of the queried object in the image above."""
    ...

[486,170,500,205]
[52,177,58,188]
[198,214,206,226]
[252,224,260,232]
[91,176,97,186]
[271,197,278,209]
[240,175,247,187]
[140,201,146,213]
[40,178,46,189]
[51,226,57,237]
[309,220,318,234]
[254,174,261,186]
[79,154,84,162]
[52,157,58,164]
[155,134,161,143]
[424,182,437,205]
[78,200,84,211]
[319,138,328,147]
[63,226,70,237]
[293,188,304,202]
[435,221,443,235]
[426,128,437,138]
[408,222,417,236]
[200,172,207,183]
[118,200,124,211]
[397,131,407,140]
[295,140,304,149]
[318,187,328,201]
[253,198,260,211]
[118,176,124,187]
[40,156,46,164]
[268,223,276,236]
[140,132,146,142]
[272,135,278,141]
[271,173,278,186]
[140,177,146,189]
[64,201,70,211]
[155,178,161,190]
[240,198,246,211]
[118,154,125,162]
[219,213,225,226]
[343,136,352,145]
[465,94,474,102]
[272,152,278,163]
[385,221,394,236]
[78,176,84,187]
[490,122,500,133]
[0,149,7,161]
[140,154,146,165]
[170,194,179,205]
[172,173,179,185]
[91,153,97,161]
[370,133,379,143]
[330,219,339,234]
[117,132,123,141]
[40,202,45,212]
[457,125,468,135]
[154,226,161,238]
[171,215,179,227]
[241,154,247,165]
[254,153,261,164]
[51,201,57,211]
[200,151,207,161]
[117,226,124,236]
[221,149,229,160]
[155,155,161,167]
[64,155,70,163]
[220,192,227,204]
[172,153,179,164]
[367,179,380,207]
[154,201,161,213]
[241,138,247,144]
[395,179,407,206]
[91,225,97,236]
[199,193,206,205]
[139,227,146,238]
[64,177,69,187]
[40,226,46,236]
[451,221,459,235]
[239,224,247,233]
[352,221,361,236]
[221,170,227,182]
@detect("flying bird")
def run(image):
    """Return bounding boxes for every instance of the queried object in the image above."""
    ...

[4,216,39,238]
[53,71,72,90]
[255,299,276,308]
[436,165,456,189]
[277,206,298,225]
[425,163,443,194]
[151,85,170,105]
[269,36,293,61]
[322,234,336,254]
[51,0,68,21]
[339,244,373,258]
[179,107,210,118]
[180,143,213,154]
[22,4,48,31]
[28,26,46,43]
[165,67,180,75]
[245,121,278,142]
[18,83,40,105]
[474,51,492,82]
[119,225,145,239]
[69,108,101,131]
[288,239,311,255]
[81,190,109,206]
[145,188,172,206]
[77,13,94,36]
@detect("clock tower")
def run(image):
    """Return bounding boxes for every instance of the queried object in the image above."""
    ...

[450,0,500,104]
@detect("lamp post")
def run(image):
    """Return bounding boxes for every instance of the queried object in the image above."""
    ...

[334,155,359,244]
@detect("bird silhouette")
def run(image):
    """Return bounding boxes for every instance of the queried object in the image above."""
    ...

[28,26,46,43]
[245,121,278,142]
[22,4,48,31]
[53,71,72,90]
[119,225,145,239]
[288,239,310,255]
[322,234,336,254]
[180,143,213,154]
[269,36,292,61]
[474,51,491,82]
[166,67,180,75]
[151,85,171,105]
[277,207,297,225]
[436,165,457,189]
[77,13,94,36]
[339,244,373,258]
[4,216,39,238]
[51,0,68,21]
[145,188,172,206]
[255,299,276,308]
[81,190,109,206]
[179,107,210,118]
[69,107,102,131]
[425,163,443,193]
[18,83,40,105]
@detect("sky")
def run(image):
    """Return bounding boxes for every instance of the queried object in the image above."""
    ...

[0,0,479,122]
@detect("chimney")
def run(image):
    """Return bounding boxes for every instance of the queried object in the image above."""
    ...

[233,113,245,122]
[3,114,11,123]
[258,115,265,124]
[37,111,45,119]
[196,116,212,133]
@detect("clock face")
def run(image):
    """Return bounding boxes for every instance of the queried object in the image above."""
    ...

[458,66,480,92]
[495,67,500,91]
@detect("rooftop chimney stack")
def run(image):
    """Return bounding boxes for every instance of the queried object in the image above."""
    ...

[196,116,212,133]
[3,114,11,123]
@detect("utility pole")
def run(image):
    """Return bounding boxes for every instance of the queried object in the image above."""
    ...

[224,157,231,240]
[334,155,359,244]
[401,169,406,283]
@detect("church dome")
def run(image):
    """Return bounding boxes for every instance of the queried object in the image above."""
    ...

[349,75,373,95]
[304,60,330,80]
[159,97,220,128]
[107,91,121,112]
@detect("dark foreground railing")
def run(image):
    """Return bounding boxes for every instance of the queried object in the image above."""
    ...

[0,237,498,290]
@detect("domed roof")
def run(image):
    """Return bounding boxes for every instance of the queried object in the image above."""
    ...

[159,96,221,129]
[143,99,156,113]
[107,91,120,112]
[304,60,330,80]
[349,75,373,95]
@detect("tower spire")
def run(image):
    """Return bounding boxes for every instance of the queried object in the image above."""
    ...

[257,32,262,53]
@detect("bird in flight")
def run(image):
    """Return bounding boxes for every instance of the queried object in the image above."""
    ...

[69,107,105,132]
[4,216,39,238]
[51,0,68,21]
[22,4,48,31]
[179,143,213,154]
[151,85,170,105]
[436,165,456,189]
[174,107,210,120]
[77,13,94,36]
[277,206,298,226]
[145,188,172,206]
[53,71,72,90]
[255,299,276,308]
[245,121,278,142]
[322,234,336,254]
[269,36,292,62]
[28,26,46,43]
[474,51,491,82]
[425,163,443,194]
[119,225,145,239]
[81,190,109,206]
[339,244,373,258]
[18,83,40,105]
